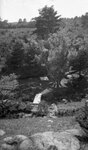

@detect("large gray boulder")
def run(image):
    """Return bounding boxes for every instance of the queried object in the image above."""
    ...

[1,128,88,150]
[19,139,33,150]
[1,135,29,150]
[3,135,28,144]
[1,143,15,150]
[31,131,80,150]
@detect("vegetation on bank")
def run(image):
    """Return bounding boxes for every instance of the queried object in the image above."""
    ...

[0,6,88,119]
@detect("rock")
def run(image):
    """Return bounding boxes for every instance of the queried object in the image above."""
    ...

[40,76,49,81]
[0,129,5,136]
[14,135,28,142]
[62,99,68,104]
[83,144,88,150]
[53,132,80,150]
[47,145,58,150]
[64,128,87,137]
[48,103,58,117]
[4,135,28,145]
[81,126,88,137]
[80,143,88,150]
[18,112,25,118]
[22,114,32,118]
[31,131,80,150]
[3,137,13,144]
[2,130,84,150]
[1,143,15,150]
[31,104,38,115]
[2,135,29,150]
[48,119,53,123]
[31,132,53,149]
[19,139,33,150]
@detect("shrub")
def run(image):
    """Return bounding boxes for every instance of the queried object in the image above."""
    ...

[75,105,88,129]
[0,73,19,100]
[37,100,49,116]
[0,41,11,73]
[6,39,24,73]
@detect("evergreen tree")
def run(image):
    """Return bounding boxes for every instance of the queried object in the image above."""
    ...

[33,5,61,39]
[7,40,24,72]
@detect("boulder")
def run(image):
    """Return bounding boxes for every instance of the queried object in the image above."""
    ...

[14,135,28,142]
[2,135,29,150]
[31,131,80,150]
[48,103,58,117]
[2,129,88,150]
[3,137,13,144]
[3,135,28,145]
[1,143,15,150]
[64,128,87,137]
[19,139,33,150]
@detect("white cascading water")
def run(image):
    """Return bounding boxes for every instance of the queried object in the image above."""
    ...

[33,88,52,104]
[33,93,42,104]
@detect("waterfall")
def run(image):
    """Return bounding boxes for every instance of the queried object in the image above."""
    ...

[33,93,42,104]
[33,88,52,104]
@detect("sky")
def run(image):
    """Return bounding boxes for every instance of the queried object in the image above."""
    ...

[0,0,88,22]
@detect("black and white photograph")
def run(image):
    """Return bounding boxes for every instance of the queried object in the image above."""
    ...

[0,0,88,149]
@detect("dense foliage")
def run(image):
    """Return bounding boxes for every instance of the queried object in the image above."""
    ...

[0,6,88,108]
[0,73,19,100]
